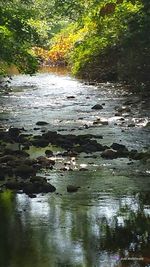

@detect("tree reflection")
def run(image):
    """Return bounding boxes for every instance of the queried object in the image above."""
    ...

[0,191,150,267]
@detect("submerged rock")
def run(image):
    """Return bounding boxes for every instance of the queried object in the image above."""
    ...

[67,185,80,193]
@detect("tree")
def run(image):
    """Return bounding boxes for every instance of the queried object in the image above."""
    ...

[0,0,45,75]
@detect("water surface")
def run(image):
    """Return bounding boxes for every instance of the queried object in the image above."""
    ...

[0,68,150,267]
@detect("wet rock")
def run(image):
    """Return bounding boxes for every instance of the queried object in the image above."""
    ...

[91,104,103,110]
[45,150,54,157]
[93,121,100,125]
[67,96,75,99]
[123,99,140,105]
[127,161,134,165]
[3,149,29,158]
[111,143,128,155]
[79,167,88,171]
[34,127,40,130]
[89,81,96,86]
[0,130,8,140]
[0,174,5,181]
[74,142,106,153]
[128,149,138,159]
[8,127,21,137]
[61,150,79,157]
[0,165,12,176]
[0,155,18,163]
[5,181,24,190]
[67,185,80,193]
[14,165,36,178]
[30,176,47,183]
[123,100,133,105]
[93,118,108,125]
[28,194,37,198]
[37,156,55,167]
[32,138,49,147]
[23,181,56,195]
[60,167,69,171]
[84,155,98,159]
[128,123,135,127]
[101,149,118,159]
[117,106,131,113]
[115,112,122,116]
[22,144,30,150]
[128,150,149,160]
[83,124,89,129]
[42,132,106,153]
[36,121,49,126]
[145,121,150,127]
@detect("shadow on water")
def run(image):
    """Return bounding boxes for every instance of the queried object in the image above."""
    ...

[0,67,150,267]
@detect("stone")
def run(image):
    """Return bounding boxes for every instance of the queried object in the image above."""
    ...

[45,150,54,157]
[0,155,17,163]
[0,165,12,176]
[111,143,128,153]
[128,123,135,127]
[23,181,56,195]
[101,149,118,159]
[14,165,36,178]
[91,104,103,110]
[145,121,150,127]
[3,149,29,158]
[0,174,5,181]
[30,176,47,183]
[36,121,49,126]
[117,106,131,113]
[67,185,80,193]
[67,96,75,99]
[37,156,55,167]
[5,181,23,190]
[32,138,49,147]
[79,167,88,171]
[8,127,21,137]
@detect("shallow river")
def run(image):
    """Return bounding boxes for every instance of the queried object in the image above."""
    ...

[0,68,150,267]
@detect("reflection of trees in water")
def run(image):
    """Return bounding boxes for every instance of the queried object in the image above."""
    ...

[99,193,150,260]
[0,191,150,267]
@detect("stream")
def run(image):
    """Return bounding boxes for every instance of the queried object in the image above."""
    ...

[0,68,150,267]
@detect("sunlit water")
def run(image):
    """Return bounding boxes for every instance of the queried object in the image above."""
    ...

[0,68,150,267]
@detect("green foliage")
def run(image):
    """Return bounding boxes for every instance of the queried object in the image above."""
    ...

[47,0,149,86]
[0,0,149,85]
[0,0,47,74]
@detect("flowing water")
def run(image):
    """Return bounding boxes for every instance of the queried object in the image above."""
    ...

[0,68,150,267]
